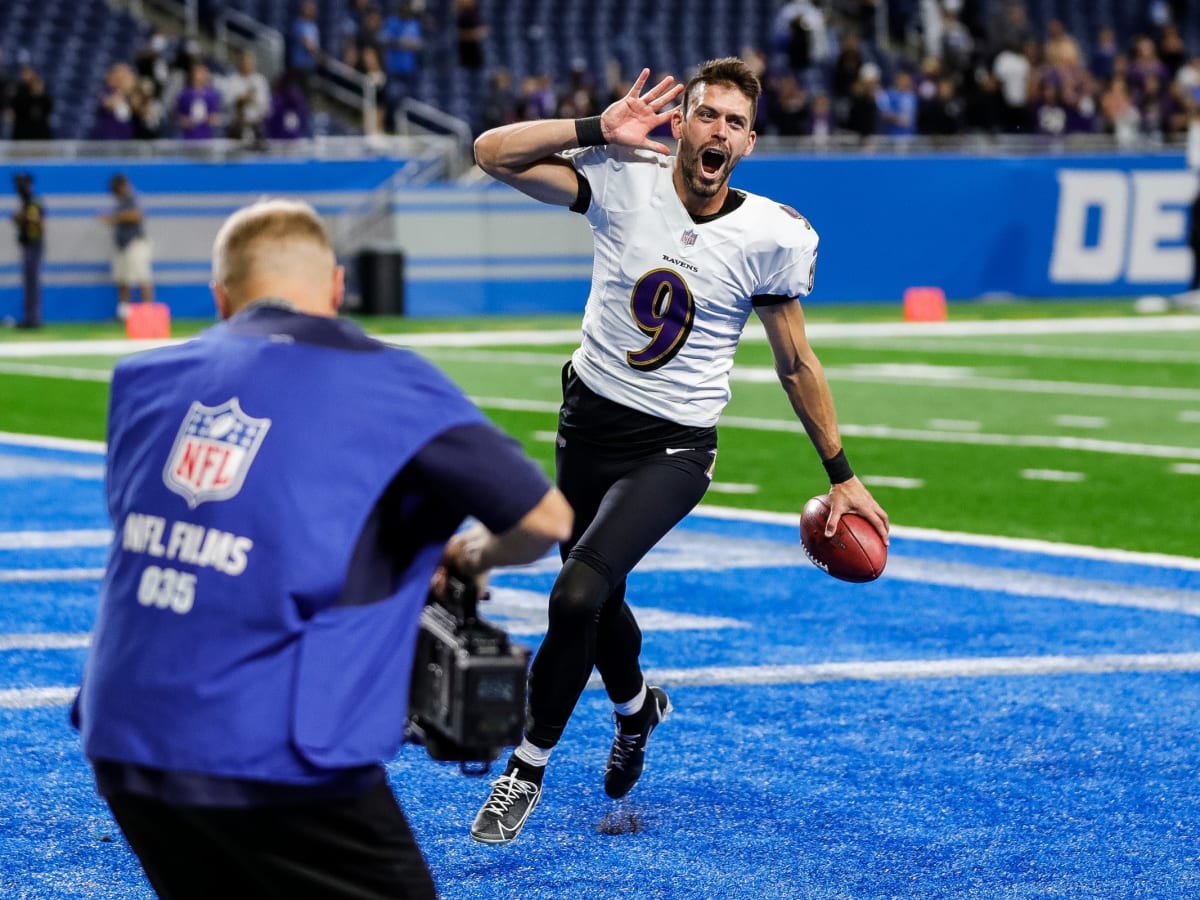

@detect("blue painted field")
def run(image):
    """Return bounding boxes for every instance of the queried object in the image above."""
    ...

[2,437,1199,899]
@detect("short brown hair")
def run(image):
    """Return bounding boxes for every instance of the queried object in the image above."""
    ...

[212,199,333,306]
[681,57,762,124]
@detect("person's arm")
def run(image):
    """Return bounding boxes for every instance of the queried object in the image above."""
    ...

[472,67,683,207]
[440,486,572,578]
[756,300,889,543]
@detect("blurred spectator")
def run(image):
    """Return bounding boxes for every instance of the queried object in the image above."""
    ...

[1101,76,1141,147]
[1032,81,1068,137]
[963,66,1002,133]
[289,0,322,98]
[810,92,834,142]
[519,75,556,120]
[1160,25,1187,79]
[831,32,867,103]
[993,40,1032,132]
[176,62,223,139]
[878,69,917,136]
[381,2,423,130]
[1128,35,1168,94]
[10,172,44,330]
[988,1,1033,57]
[847,62,881,139]
[359,46,388,134]
[479,68,517,133]
[356,7,386,70]
[768,74,813,135]
[1139,74,1169,138]
[266,71,312,140]
[10,65,53,141]
[131,78,165,140]
[557,59,599,118]
[940,3,975,78]
[456,0,488,72]
[1090,27,1121,84]
[135,30,172,99]
[775,2,830,71]
[338,0,374,67]
[223,51,272,145]
[100,173,153,322]
[93,64,137,141]
[920,76,965,136]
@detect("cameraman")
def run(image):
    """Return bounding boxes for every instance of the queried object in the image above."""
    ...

[72,198,572,899]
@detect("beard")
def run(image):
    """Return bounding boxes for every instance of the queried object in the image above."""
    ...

[677,141,732,198]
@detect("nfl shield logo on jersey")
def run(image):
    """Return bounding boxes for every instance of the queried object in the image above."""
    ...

[163,398,272,508]
[680,229,697,248]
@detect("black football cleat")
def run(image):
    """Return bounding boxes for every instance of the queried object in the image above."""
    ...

[604,686,673,799]
[470,760,542,845]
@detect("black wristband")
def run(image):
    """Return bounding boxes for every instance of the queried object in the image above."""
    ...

[575,116,605,147]
[822,449,855,484]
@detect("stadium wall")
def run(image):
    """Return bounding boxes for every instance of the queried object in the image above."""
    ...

[0,152,1194,323]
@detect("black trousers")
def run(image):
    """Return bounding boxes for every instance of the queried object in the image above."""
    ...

[106,780,436,900]
[525,435,715,749]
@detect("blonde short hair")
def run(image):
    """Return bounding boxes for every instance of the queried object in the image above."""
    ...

[211,199,333,308]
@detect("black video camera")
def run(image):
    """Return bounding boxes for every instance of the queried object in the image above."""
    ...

[407,573,530,775]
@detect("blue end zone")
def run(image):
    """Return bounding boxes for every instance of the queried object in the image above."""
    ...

[3,437,1200,898]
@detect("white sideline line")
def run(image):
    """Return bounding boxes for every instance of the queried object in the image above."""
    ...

[632,652,1200,689]
[0,568,105,583]
[0,431,106,453]
[0,362,111,381]
[0,315,1195,361]
[0,458,105,480]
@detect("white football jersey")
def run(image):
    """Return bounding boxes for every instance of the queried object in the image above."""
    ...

[564,144,819,428]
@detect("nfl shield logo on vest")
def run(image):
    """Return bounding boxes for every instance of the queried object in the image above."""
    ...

[680,229,697,247]
[163,398,272,508]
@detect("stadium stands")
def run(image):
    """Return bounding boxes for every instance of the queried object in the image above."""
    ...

[0,0,150,140]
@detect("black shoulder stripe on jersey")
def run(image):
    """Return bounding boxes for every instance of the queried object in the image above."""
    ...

[570,170,592,214]
[751,294,797,308]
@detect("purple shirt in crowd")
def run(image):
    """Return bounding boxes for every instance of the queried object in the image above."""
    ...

[175,85,222,139]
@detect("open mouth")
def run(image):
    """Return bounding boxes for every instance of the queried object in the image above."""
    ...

[699,148,727,177]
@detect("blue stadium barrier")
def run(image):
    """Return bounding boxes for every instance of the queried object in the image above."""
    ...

[0,151,1194,323]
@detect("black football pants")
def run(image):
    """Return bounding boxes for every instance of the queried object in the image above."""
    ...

[525,438,714,749]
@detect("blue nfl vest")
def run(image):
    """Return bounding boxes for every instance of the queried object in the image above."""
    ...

[75,310,487,782]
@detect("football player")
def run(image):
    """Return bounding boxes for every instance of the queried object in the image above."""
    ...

[469,58,889,844]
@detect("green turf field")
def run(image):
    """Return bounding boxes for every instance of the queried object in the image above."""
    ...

[2,300,1197,557]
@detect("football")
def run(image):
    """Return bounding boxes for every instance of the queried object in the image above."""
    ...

[800,494,887,583]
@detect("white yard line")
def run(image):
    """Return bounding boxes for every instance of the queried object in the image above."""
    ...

[812,337,1200,365]
[631,652,1200,690]
[12,651,1200,708]
[0,568,106,583]
[719,416,1200,460]
[0,633,90,650]
[0,529,110,549]
[695,505,1200,570]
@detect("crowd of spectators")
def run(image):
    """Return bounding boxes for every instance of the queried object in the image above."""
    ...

[751,0,1200,146]
[0,28,311,144]
[322,0,1196,147]
[0,0,1197,146]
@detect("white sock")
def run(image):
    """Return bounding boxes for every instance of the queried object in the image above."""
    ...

[613,682,647,718]
[513,740,551,768]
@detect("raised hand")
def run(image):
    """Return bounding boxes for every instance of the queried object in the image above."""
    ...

[599,68,685,155]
